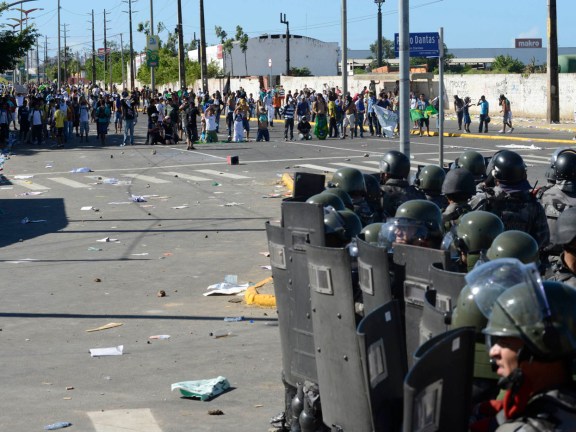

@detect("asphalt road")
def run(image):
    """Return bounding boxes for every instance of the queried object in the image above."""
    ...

[0,116,573,431]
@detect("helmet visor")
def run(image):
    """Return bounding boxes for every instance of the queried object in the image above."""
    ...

[378,218,429,250]
[466,258,546,322]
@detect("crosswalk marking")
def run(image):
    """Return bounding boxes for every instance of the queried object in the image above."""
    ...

[87,408,163,432]
[195,169,251,179]
[48,177,91,188]
[330,162,380,172]
[295,164,338,173]
[161,171,211,182]
[11,179,50,190]
[122,173,171,184]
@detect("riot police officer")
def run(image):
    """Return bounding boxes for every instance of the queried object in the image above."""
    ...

[471,264,576,431]
[414,165,448,211]
[549,206,576,287]
[538,148,576,254]
[306,192,346,211]
[379,199,444,249]
[442,168,476,231]
[323,187,353,210]
[329,167,374,226]
[469,150,549,249]
[379,150,425,218]
[442,210,504,272]
[453,150,487,184]
[363,173,384,222]
[485,230,540,265]
[324,207,363,247]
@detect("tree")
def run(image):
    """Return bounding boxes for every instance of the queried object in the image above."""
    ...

[222,38,234,76]
[491,55,525,73]
[235,25,249,76]
[0,9,39,73]
[369,37,395,60]
[289,67,312,77]
[214,26,229,74]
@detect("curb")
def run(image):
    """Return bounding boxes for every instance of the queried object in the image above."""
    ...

[409,129,575,144]
[244,277,276,307]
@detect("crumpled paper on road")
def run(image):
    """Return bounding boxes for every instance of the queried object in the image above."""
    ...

[171,376,231,401]
[204,275,249,296]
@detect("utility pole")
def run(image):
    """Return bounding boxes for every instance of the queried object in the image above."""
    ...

[399,0,410,158]
[280,13,290,76]
[194,32,200,63]
[547,0,559,123]
[176,0,186,89]
[122,0,136,90]
[199,0,208,93]
[341,0,347,96]
[44,35,47,82]
[36,36,39,84]
[91,10,96,85]
[62,23,68,84]
[150,0,155,94]
[120,33,126,89]
[57,0,61,86]
[103,9,111,89]
[376,0,385,67]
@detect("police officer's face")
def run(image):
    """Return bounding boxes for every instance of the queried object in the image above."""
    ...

[489,336,523,377]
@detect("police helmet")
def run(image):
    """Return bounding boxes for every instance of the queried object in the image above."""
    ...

[415,165,446,194]
[442,168,477,197]
[491,150,526,183]
[324,208,362,243]
[553,149,576,181]
[363,174,382,203]
[330,168,366,199]
[456,150,486,180]
[324,187,354,210]
[306,192,345,211]
[379,150,410,179]
[486,230,539,264]
[455,211,504,253]
[360,223,385,244]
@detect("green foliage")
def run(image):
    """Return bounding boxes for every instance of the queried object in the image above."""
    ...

[369,37,395,59]
[491,55,525,73]
[353,68,367,75]
[289,67,312,77]
[0,17,39,73]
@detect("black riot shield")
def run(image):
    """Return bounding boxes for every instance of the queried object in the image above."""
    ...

[429,262,467,313]
[419,290,450,346]
[357,301,407,432]
[280,201,326,385]
[403,328,475,432]
[292,172,326,202]
[356,238,393,316]
[393,244,452,366]
[307,244,373,432]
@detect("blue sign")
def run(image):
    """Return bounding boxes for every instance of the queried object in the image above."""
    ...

[394,32,440,58]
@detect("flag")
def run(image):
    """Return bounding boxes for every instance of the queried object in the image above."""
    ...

[374,105,399,133]
[425,105,438,118]
[223,74,231,96]
[410,109,425,122]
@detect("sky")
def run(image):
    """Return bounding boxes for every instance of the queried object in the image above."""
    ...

[5,0,575,58]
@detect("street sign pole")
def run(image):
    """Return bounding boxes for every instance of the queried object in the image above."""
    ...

[268,58,272,89]
[399,0,409,158]
[438,27,444,168]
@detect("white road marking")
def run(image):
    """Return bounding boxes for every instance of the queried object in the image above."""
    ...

[11,179,50,190]
[87,408,163,432]
[122,174,171,184]
[47,177,91,188]
[195,169,251,179]
[330,162,380,172]
[161,171,211,182]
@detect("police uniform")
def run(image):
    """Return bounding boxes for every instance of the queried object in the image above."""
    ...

[549,253,576,288]
[425,193,448,212]
[538,181,576,246]
[442,201,472,232]
[470,186,549,248]
[380,178,425,219]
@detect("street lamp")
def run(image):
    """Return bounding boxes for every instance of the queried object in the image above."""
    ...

[375,0,385,68]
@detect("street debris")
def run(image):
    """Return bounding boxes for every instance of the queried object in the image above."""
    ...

[13,174,34,179]
[87,247,102,252]
[210,330,235,338]
[96,237,119,243]
[223,316,244,322]
[496,143,542,150]
[81,206,98,211]
[89,345,124,357]
[208,409,224,415]
[157,290,166,297]
[70,167,93,173]
[171,376,231,401]
[204,275,250,296]
[21,217,47,224]
[16,191,45,197]
[44,421,72,430]
[220,202,244,207]
[131,253,149,256]
[85,323,123,333]
[149,335,171,340]
[171,205,189,209]
[131,195,147,202]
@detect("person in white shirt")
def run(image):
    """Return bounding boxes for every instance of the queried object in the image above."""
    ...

[78,98,90,142]
[155,98,165,122]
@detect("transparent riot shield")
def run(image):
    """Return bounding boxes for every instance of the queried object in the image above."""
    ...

[307,244,373,432]
[393,244,452,366]
[357,301,407,432]
[403,328,475,432]
[356,238,393,316]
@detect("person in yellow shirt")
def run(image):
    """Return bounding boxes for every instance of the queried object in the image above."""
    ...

[54,105,66,148]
